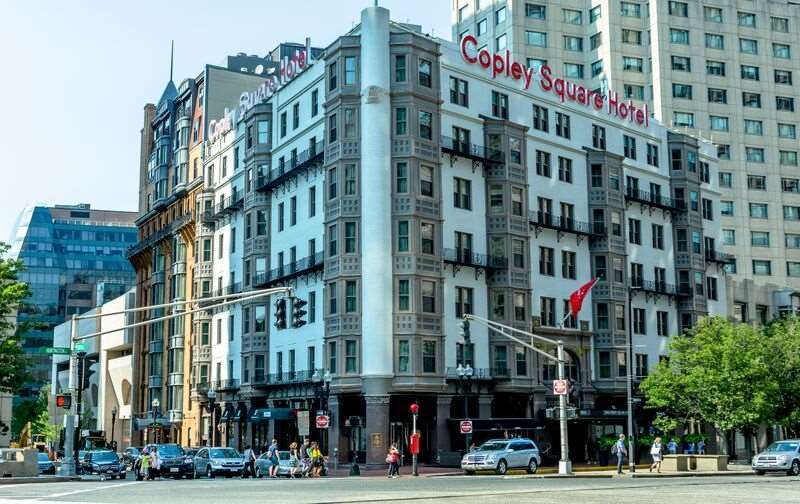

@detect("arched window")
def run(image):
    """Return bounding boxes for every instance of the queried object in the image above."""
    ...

[542,349,579,382]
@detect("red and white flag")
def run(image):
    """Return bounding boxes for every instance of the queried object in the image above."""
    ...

[568,278,599,317]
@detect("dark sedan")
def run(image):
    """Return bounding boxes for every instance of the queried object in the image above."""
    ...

[37,452,55,475]
[81,450,126,479]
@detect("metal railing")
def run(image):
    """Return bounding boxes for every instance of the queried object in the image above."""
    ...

[126,212,193,259]
[253,251,324,287]
[213,189,244,217]
[443,248,506,269]
[706,250,734,264]
[632,279,678,296]
[529,211,595,236]
[444,367,495,380]
[250,369,318,387]
[440,135,504,164]
[624,187,685,212]
[213,379,241,391]
[256,140,325,192]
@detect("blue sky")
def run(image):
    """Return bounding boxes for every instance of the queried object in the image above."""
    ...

[0,0,451,241]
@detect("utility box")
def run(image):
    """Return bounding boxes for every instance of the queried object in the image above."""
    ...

[0,394,12,448]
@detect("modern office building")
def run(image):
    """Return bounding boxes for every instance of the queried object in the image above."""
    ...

[451,0,800,319]
[151,4,728,465]
[8,203,137,397]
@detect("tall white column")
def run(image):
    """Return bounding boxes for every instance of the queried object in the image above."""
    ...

[359,5,393,382]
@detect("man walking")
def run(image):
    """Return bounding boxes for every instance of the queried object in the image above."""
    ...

[613,434,628,475]
[243,445,256,478]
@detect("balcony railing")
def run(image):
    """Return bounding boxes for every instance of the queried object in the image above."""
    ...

[213,379,240,391]
[705,250,734,265]
[209,282,243,299]
[256,140,325,193]
[444,367,496,381]
[250,369,317,387]
[443,248,506,269]
[440,135,504,164]
[126,212,193,259]
[213,189,244,218]
[529,211,596,237]
[253,251,324,288]
[624,187,685,212]
[631,279,678,296]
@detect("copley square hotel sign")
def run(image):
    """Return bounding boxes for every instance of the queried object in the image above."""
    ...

[460,35,650,128]
[208,48,310,143]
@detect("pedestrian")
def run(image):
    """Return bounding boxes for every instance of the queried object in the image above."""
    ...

[687,441,696,454]
[612,434,628,475]
[667,438,678,455]
[386,443,400,478]
[300,438,312,477]
[649,436,663,473]
[468,442,477,453]
[151,446,161,480]
[266,438,280,478]
[310,441,323,477]
[289,442,300,478]
[697,439,706,455]
[243,445,256,478]
[139,449,150,481]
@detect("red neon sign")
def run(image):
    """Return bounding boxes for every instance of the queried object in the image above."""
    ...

[460,35,649,128]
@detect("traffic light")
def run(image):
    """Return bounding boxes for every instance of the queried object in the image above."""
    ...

[80,357,97,390]
[292,298,308,328]
[56,394,72,409]
[459,319,471,344]
[274,298,287,329]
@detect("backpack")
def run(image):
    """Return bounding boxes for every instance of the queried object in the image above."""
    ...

[611,443,618,455]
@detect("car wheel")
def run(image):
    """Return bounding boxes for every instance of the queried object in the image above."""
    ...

[755,470,766,476]
[464,470,475,475]
[495,460,508,475]
[206,466,214,479]
[526,458,538,474]
[110,475,116,480]
[187,471,195,480]
[788,460,800,477]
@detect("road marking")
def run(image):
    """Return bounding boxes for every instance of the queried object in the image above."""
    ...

[36,481,140,500]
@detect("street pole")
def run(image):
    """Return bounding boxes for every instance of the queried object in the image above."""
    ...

[61,316,78,476]
[627,292,636,473]
[74,351,86,473]
[557,341,571,475]
[411,411,418,476]
[111,406,117,451]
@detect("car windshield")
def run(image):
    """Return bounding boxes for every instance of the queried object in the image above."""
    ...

[478,442,509,452]
[210,448,239,458]
[766,442,799,452]
[37,453,50,462]
[92,451,119,463]
[156,445,185,457]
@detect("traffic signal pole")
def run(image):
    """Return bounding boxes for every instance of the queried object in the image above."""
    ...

[462,314,573,475]
[59,286,294,476]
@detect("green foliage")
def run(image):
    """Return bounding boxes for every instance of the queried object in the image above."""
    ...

[0,242,32,394]
[11,385,53,440]
[641,317,777,434]
[597,434,617,450]
[762,316,800,435]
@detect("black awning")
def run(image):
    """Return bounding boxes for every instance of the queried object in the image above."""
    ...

[249,408,297,423]
[220,404,235,421]
[233,403,247,421]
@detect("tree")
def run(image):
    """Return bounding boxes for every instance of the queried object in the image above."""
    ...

[640,317,777,454]
[0,242,31,394]
[763,316,800,436]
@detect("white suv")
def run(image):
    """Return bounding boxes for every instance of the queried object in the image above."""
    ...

[461,438,541,475]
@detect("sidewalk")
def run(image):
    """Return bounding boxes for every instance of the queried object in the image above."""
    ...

[0,475,80,485]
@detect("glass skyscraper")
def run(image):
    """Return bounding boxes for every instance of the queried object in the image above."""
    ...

[8,203,137,397]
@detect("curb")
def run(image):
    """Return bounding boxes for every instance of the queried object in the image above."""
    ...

[0,476,81,485]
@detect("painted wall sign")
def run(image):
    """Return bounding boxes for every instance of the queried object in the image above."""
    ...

[459,35,649,128]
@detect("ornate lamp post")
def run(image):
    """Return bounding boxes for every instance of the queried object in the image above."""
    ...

[110,406,117,451]
[207,389,217,447]
[151,399,160,444]
[456,363,473,453]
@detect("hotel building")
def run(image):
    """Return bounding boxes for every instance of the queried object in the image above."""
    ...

[158,5,728,464]
[451,0,800,321]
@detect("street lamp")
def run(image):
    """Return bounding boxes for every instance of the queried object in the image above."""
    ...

[456,363,473,453]
[207,388,217,447]
[151,398,160,444]
[110,406,117,451]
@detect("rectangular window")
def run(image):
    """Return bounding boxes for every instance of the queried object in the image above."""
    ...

[418,58,432,87]
[453,177,472,210]
[449,76,469,107]
[532,104,549,132]
[708,88,727,104]
[751,231,770,247]
[536,150,551,177]
[398,340,410,373]
[539,246,554,276]
[540,297,556,326]
[422,280,436,313]
[418,111,432,140]
[344,56,356,85]
[592,125,606,149]
[421,222,434,254]
[706,60,726,76]
[652,224,664,249]
[455,286,474,319]
[748,175,766,190]
[753,260,772,276]
[328,342,337,373]
[781,151,799,166]
[564,35,583,52]
[704,6,723,22]
[558,157,572,183]
[328,224,338,256]
[670,29,689,44]
[672,83,692,99]
[623,135,637,159]
[741,65,760,81]
[746,147,765,163]
[738,11,756,27]
[397,221,409,252]
[345,221,356,254]
[345,280,357,313]
[777,97,795,112]
[740,38,758,55]
[398,279,410,311]
[705,33,725,50]
[776,70,793,85]
[526,30,547,47]
[492,91,509,119]
[561,250,576,279]
[599,351,611,378]
[671,55,691,72]
[328,114,337,142]
[622,29,642,45]
[345,340,357,373]
[394,55,406,82]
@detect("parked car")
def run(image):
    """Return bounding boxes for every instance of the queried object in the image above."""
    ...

[752,439,800,476]
[133,444,194,479]
[461,438,541,475]
[254,450,292,478]
[184,448,200,459]
[37,452,55,475]
[121,447,140,468]
[80,450,126,479]
[193,447,244,478]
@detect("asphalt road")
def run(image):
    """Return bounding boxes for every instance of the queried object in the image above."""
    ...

[0,473,796,503]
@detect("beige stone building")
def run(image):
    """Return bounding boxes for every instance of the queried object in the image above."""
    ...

[452,0,800,320]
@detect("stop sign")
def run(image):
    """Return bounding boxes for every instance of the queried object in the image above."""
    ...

[553,379,569,395]
[316,415,330,429]
[459,420,473,434]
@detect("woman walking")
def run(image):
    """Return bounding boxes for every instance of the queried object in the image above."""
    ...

[386,443,400,478]
[289,442,300,478]
[649,436,663,473]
